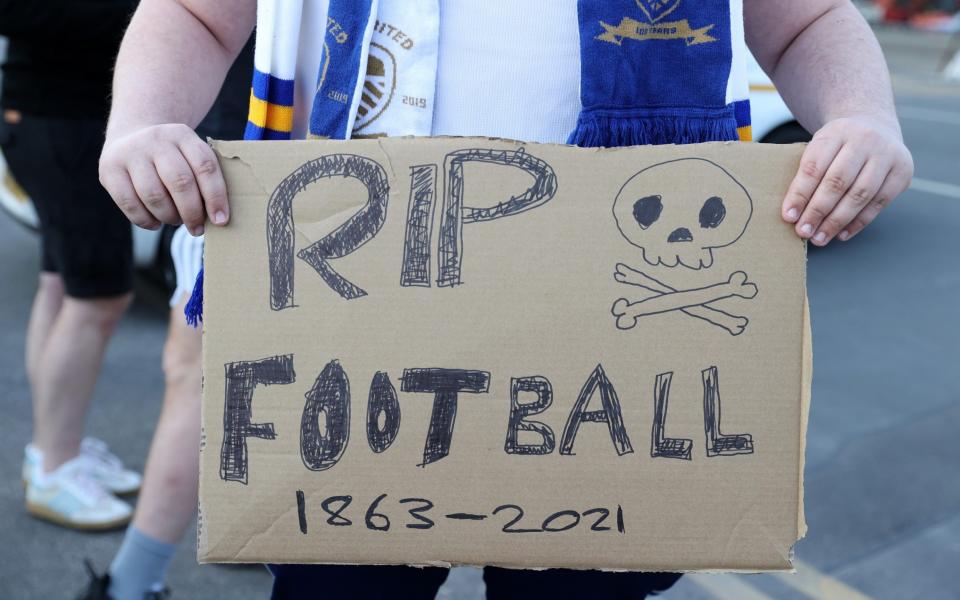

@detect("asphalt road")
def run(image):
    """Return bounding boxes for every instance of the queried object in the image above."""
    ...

[1,26,958,600]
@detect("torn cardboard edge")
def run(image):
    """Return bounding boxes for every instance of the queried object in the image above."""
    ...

[211,136,759,162]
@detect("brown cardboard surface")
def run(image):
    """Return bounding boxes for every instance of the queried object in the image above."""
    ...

[198,138,808,571]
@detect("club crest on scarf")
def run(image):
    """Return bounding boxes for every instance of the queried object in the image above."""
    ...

[354,43,397,132]
[598,0,717,46]
[353,16,433,138]
[635,0,681,23]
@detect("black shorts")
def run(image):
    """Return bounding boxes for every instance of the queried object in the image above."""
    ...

[0,113,133,298]
[266,564,681,599]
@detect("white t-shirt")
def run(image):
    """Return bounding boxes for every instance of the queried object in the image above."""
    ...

[289,0,581,143]
[431,0,581,143]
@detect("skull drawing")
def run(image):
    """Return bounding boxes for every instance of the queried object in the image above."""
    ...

[612,158,753,270]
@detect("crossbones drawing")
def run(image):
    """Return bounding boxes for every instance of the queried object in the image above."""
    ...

[610,158,758,335]
[612,264,758,335]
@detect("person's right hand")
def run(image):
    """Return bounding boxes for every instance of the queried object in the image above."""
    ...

[99,124,230,236]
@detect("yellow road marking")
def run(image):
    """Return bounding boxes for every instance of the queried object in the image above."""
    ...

[770,559,873,600]
[682,559,872,600]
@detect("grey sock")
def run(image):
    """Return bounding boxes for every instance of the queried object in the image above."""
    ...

[108,526,177,600]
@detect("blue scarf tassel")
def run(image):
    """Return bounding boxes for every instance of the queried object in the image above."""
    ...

[185,267,204,327]
[568,107,739,148]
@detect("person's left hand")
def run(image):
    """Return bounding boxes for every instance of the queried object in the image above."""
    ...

[780,116,913,245]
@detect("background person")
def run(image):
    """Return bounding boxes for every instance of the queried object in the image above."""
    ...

[98,0,913,597]
[0,0,141,531]
[76,39,254,600]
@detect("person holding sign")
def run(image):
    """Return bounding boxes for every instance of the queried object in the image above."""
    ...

[94,0,912,598]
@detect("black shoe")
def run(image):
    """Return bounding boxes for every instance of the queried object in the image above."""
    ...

[75,560,112,600]
[75,559,172,600]
[143,587,171,600]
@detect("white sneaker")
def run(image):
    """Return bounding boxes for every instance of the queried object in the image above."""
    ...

[22,437,142,495]
[26,457,132,531]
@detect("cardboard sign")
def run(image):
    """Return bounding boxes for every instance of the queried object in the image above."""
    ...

[198,138,810,571]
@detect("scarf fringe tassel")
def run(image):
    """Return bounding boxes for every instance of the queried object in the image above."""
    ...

[567,113,739,148]
[184,267,204,327]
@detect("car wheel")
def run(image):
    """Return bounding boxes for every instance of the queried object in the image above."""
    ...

[760,122,812,144]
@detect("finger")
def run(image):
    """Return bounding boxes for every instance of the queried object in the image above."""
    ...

[99,166,161,230]
[810,158,888,246]
[782,135,843,224]
[153,145,205,235]
[838,165,910,241]
[796,144,867,242]
[177,135,229,226]
[127,159,182,225]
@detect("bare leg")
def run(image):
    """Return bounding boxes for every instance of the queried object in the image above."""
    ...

[25,273,65,390]
[105,301,200,599]
[132,299,202,543]
[33,293,133,473]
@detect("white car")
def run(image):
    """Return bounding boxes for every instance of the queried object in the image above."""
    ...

[0,52,808,290]
[746,53,811,144]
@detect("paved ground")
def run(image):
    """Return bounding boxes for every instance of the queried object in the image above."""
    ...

[666,25,960,600]
[1,25,958,600]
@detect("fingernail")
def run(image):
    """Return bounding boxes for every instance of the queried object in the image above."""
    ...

[192,225,205,236]
[800,223,813,236]
[214,211,228,225]
[786,208,798,221]
[814,232,827,244]
[839,230,850,241]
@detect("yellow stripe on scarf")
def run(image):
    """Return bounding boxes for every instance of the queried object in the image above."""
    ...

[247,89,294,133]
